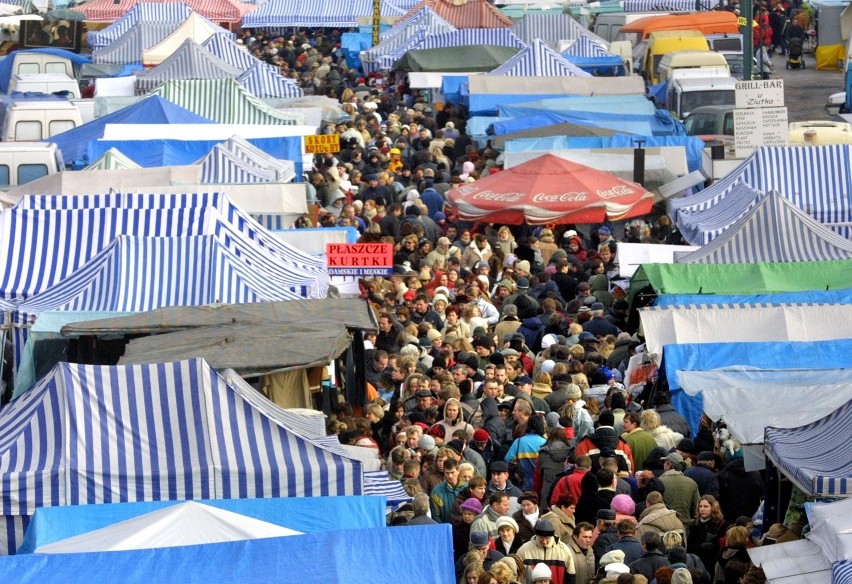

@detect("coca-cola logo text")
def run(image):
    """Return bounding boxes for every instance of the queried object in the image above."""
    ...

[596,185,636,199]
[532,192,587,203]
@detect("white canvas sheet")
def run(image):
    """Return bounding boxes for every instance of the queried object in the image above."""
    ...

[617,242,699,278]
[806,498,852,563]
[640,303,852,360]
[95,76,137,97]
[160,183,306,217]
[503,148,688,176]
[408,71,482,89]
[142,13,221,65]
[678,369,852,444]
[748,539,831,584]
[103,124,317,140]
[0,166,203,206]
[35,502,302,554]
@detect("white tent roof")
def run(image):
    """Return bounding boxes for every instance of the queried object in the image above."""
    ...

[35,501,302,554]
[142,12,223,66]
[807,497,852,562]
[678,368,852,445]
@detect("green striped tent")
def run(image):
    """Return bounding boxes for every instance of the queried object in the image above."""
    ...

[84,148,141,171]
[151,79,303,125]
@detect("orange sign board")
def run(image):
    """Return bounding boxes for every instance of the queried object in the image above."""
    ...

[305,134,340,154]
[326,243,394,276]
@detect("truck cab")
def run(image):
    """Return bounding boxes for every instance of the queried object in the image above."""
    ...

[665,76,737,120]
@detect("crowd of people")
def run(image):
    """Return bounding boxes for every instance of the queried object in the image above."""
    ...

[233,25,796,584]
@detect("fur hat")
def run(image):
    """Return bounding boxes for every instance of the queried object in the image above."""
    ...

[605,563,631,575]
[611,494,636,516]
[565,384,582,400]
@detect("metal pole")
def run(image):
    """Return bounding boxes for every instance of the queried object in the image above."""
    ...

[633,138,646,186]
[742,2,754,81]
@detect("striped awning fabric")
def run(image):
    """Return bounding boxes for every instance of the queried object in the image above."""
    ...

[511,13,607,44]
[0,358,362,554]
[237,62,304,99]
[74,0,255,23]
[150,79,303,125]
[199,144,280,183]
[398,0,513,28]
[243,0,407,28]
[765,398,852,496]
[135,38,243,94]
[202,33,257,71]
[671,146,852,243]
[488,38,590,77]
[86,2,192,50]
[622,0,713,11]
[676,190,852,263]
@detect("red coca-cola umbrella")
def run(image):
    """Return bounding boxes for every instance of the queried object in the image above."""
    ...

[447,153,654,225]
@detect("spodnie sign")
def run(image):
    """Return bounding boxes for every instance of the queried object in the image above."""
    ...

[326,243,394,276]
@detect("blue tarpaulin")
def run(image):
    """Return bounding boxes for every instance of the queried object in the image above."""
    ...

[0,525,454,584]
[340,32,372,70]
[49,96,214,166]
[663,340,852,436]
[19,496,386,554]
[489,111,684,139]
[440,75,469,105]
[87,136,304,176]
[499,94,655,118]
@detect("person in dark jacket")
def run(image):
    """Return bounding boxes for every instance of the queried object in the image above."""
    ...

[628,532,671,581]
[684,452,720,498]
[575,472,608,525]
[652,391,691,438]
[592,509,620,565]
[536,427,572,505]
[718,452,764,523]
[408,493,438,525]
[686,495,728,574]
[607,518,645,565]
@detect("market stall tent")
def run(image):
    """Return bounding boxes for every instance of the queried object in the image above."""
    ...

[0,358,363,555]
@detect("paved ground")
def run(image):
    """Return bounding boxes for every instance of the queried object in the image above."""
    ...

[767,49,844,122]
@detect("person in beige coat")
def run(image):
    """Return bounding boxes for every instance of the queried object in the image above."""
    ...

[636,491,686,540]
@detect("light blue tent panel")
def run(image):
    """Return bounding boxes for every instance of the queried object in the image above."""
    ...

[655,288,852,307]
[662,339,852,436]
[0,525,454,583]
[19,496,386,554]
[87,136,304,174]
[498,94,655,117]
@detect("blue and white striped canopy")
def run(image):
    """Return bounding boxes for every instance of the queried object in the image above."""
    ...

[237,62,303,99]
[511,13,607,45]
[488,38,590,77]
[243,0,408,28]
[622,0,713,11]
[562,35,615,58]
[765,397,852,496]
[0,207,216,303]
[202,33,258,72]
[671,146,852,243]
[0,358,362,555]
[92,23,180,65]
[14,192,326,276]
[87,3,192,50]
[676,190,852,263]
[835,561,852,584]
[373,27,523,70]
[363,470,411,508]
[199,145,280,184]
[135,39,243,94]
[219,136,295,182]
[17,234,314,317]
[361,9,456,72]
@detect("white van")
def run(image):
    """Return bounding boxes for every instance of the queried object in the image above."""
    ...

[9,73,81,99]
[0,142,63,189]
[658,51,730,83]
[593,12,664,44]
[665,76,738,120]
[0,98,83,141]
[10,52,76,78]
